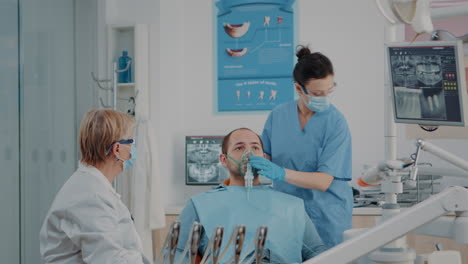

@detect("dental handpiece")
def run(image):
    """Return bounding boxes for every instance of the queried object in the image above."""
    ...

[190,223,202,264]
[239,226,268,264]
[255,227,268,264]
[233,226,246,264]
[217,225,246,263]
[169,222,181,264]
[175,222,202,264]
[155,221,181,264]
[200,227,224,264]
[212,227,224,264]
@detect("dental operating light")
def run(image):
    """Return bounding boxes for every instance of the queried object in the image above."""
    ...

[376,0,434,34]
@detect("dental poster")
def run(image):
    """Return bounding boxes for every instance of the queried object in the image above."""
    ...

[216,0,296,111]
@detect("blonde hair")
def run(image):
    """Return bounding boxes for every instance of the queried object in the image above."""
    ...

[79,109,135,166]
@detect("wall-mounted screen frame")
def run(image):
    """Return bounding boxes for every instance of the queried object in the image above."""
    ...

[386,40,466,126]
[185,136,229,185]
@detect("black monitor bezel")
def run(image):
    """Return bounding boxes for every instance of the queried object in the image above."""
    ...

[386,40,466,127]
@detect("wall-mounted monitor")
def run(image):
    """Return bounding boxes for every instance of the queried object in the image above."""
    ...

[185,135,272,185]
[186,136,228,185]
[386,41,466,126]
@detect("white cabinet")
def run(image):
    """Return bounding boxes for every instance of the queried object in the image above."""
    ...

[99,24,149,117]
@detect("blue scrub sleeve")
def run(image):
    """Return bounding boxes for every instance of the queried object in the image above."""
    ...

[316,116,352,180]
[261,113,273,157]
[173,200,209,261]
[302,214,327,260]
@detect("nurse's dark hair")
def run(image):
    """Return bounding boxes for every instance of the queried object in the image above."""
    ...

[293,45,334,86]
[222,128,264,154]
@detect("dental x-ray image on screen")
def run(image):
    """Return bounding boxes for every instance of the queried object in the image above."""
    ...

[186,136,229,185]
[387,41,466,126]
[185,136,273,185]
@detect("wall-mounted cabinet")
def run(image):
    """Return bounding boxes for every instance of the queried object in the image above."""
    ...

[101,24,149,118]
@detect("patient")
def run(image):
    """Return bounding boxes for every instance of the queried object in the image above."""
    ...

[175,128,326,263]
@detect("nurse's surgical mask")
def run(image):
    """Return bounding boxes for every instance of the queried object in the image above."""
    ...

[225,150,257,177]
[299,83,335,112]
[305,94,331,112]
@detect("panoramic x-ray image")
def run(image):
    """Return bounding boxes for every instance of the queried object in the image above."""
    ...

[391,55,443,88]
[391,56,418,87]
[415,56,443,86]
[186,136,228,185]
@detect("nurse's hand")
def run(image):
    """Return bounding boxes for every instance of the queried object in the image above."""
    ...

[249,156,286,181]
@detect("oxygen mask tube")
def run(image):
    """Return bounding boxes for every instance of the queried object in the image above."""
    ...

[241,150,254,199]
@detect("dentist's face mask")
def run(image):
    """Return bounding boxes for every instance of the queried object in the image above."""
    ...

[122,143,136,169]
[107,139,136,170]
[299,83,334,112]
[225,150,258,177]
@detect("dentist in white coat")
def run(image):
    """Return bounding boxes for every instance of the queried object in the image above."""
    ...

[40,109,150,264]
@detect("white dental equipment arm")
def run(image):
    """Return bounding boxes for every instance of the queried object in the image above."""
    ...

[359,139,468,187]
[376,0,434,34]
[357,160,406,187]
[303,186,468,264]
[304,139,468,264]
[411,139,468,176]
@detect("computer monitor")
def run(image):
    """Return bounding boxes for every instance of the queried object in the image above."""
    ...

[386,41,467,126]
[185,135,273,185]
[185,136,228,185]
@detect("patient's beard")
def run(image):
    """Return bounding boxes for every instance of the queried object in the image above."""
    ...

[229,165,244,179]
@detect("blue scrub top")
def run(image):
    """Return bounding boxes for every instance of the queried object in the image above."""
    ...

[261,100,353,248]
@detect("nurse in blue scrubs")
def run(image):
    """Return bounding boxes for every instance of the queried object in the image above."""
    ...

[249,46,353,248]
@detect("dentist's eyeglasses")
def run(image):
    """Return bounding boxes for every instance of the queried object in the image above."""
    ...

[106,139,134,155]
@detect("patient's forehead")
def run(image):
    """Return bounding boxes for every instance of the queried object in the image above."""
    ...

[229,129,261,147]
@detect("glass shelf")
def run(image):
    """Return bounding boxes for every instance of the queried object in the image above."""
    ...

[117,82,135,88]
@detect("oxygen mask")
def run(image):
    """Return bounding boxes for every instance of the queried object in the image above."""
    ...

[226,150,259,195]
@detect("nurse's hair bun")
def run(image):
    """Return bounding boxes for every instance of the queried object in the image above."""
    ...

[296,45,312,61]
[293,45,334,82]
